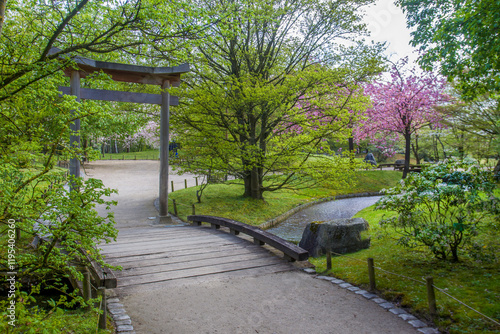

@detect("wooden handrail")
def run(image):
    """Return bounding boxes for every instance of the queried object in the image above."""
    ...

[77,248,117,289]
[187,215,309,262]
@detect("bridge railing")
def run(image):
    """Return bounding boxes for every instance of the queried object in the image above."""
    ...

[187,215,309,262]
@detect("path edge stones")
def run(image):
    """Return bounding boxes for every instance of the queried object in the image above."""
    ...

[107,293,136,334]
[305,269,440,334]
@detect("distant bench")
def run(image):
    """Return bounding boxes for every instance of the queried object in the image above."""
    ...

[187,215,309,262]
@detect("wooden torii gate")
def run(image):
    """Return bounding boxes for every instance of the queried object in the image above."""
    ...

[53,49,189,224]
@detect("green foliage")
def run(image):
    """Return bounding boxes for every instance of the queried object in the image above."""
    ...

[0,290,112,333]
[172,0,385,199]
[376,158,499,261]
[397,0,500,99]
[0,163,118,282]
[0,0,209,319]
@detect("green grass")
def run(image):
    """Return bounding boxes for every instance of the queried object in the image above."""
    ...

[96,149,160,160]
[0,305,114,333]
[168,170,401,225]
[308,205,500,334]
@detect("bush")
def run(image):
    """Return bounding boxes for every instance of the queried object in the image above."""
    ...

[0,159,118,303]
[376,158,499,262]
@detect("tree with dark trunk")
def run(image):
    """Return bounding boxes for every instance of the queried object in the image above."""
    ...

[172,0,384,198]
[354,59,449,179]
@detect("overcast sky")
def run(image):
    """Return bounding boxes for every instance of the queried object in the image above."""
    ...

[363,0,419,65]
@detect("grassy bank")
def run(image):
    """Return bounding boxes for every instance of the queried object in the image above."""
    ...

[96,149,159,160]
[309,205,500,334]
[168,170,401,225]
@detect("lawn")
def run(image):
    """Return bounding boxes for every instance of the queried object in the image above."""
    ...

[97,149,160,160]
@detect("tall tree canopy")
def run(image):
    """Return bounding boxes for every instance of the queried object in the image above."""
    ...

[172,0,384,199]
[0,0,205,299]
[396,0,500,100]
[354,59,449,178]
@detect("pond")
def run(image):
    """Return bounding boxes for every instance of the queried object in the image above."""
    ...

[266,196,382,243]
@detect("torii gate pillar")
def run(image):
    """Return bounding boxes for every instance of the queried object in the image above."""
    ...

[157,80,172,223]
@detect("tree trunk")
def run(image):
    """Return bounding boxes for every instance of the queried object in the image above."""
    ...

[250,167,262,199]
[82,138,88,163]
[436,136,447,160]
[243,171,252,197]
[403,131,411,179]
[0,0,7,36]
[458,133,465,159]
[348,137,354,163]
[411,134,420,165]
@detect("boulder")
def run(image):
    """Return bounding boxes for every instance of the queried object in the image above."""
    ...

[298,218,370,257]
[395,159,406,166]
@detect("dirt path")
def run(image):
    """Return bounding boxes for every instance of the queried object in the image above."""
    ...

[83,160,195,229]
[84,160,427,334]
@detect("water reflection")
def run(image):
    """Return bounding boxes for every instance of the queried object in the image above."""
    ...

[267,196,382,243]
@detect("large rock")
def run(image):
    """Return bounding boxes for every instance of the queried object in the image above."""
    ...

[298,218,370,257]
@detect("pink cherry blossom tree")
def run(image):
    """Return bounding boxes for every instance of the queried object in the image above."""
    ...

[355,59,449,178]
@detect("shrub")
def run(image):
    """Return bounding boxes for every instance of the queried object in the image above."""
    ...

[376,158,499,262]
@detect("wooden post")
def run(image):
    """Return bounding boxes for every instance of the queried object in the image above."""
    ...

[122,155,124,160]
[82,269,91,304]
[15,227,20,243]
[184,179,187,189]
[171,180,174,192]
[98,287,107,329]
[69,71,81,191]
[157,80,172,223]
[368,258,376,292]
[173,199,178,216]
[195,177,198,186]
[192,204,196,215]
[326,249,332,270]
[134,154,137,160]
[253,238,265,246]
[426,276,437,317]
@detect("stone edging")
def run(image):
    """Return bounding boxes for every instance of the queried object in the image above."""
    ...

[303,269,440,334]
[259,191,381,230]
[107,296,136,334]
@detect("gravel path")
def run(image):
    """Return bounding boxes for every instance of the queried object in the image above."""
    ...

[83,160,429,334]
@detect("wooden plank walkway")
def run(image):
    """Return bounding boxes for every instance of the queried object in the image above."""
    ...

[100,225,295,291]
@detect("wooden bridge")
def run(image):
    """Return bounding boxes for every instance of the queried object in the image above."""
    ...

[99,216,308,291]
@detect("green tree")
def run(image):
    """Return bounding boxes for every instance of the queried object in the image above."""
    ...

[437,94,500,174]
[397,0,500,100]
[172,0,384,199]
[0,0,205,307]
[377,158,499,262]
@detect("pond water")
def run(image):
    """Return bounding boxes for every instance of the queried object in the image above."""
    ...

[266,196,382,243]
